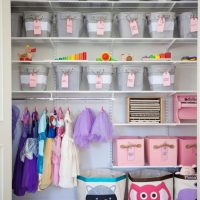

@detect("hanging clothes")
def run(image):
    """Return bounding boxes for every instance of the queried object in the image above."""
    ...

[39,110,57,190]
[21,111,39,193]
[52,108,64,186]
[37,110,48,190]
[12,109,30,196]
[73,108,95,148]
[12,105,20,140]
[59,110,80,188]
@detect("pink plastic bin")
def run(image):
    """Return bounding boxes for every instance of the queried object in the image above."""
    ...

[113,137,145,166]
[145,136,178,166]
[178,136,197,165]
[174,94,197,123]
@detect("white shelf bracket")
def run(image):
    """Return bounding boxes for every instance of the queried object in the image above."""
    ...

[166,39,176,51]
[168,2,176,12]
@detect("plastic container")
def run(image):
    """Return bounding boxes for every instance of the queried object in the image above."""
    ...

[77,169,126,200]
[145,136,178,166]
[148,12,175,38]
[85,12,112,37]
[178,12,198,38]
[117,65,144,90]
[128,169,173,200]
[11,13,23,37]
[53,63,81,90]
[148,65,175,91]
[117,12,146,38]
[174,174,197,200]
[24,11,52,37]
[178,136,197,165]
[87,65,113,90]
[113,137,145,166]
[19,65,49,91]
[56,12,83,37]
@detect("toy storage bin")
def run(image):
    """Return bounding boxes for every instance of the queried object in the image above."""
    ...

[85,12,112,37]
[24,11,52,37]
[173,94,197,123]
[178,136,197,165]
[77,169,126,200]
[19,65,49,91]
[174,174,197,200]
[117,12,146,38]
[128,169,173,200]
[11,13,23,37]
[117,65,144,91]
[145,136,178,166]
[178,12,198,38]
[56,12,83,37]
[148,65,175,91]
[113,137,145,166]
[87,65,113,90]
[53,63,81,91]
[147,12,175,38]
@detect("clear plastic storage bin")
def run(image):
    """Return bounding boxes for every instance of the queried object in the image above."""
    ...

[24,11,52,37]
[87,65,113,90]
[148,65,175,91]
[117,65,144,90]
[12,13,23,37]
[53,63,81,91]
[85,12,112,37]
[117,12,146,38]
[20,65,49,91]
[56,12,83,37]
[178,12,198,38]
[148,12,175,38]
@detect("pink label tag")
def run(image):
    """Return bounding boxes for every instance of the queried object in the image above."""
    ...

[29,73,37,88]
[96,75,103,89]
[127,73,135,88]
[67,18,73,33]
[61,74,69,88]
[157,17,165,33]
[161,146,168,161]
[163,72,171,86]
[190,18,198,32]
[129,20,139,35]
[33,20,42,35]
[97,21,105,36]
[127,147,135,161]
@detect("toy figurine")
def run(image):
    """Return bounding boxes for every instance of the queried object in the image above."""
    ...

[176,165,196,176]
[142,52,172,61]
[121,54,133,61]
[181,56,197,61]
[18,45,36,61]
[96,52,117,61]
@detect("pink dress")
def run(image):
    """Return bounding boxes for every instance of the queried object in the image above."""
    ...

[52,108,64,186]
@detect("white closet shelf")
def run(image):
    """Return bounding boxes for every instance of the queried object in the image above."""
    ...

[113,123,197,126]
[112,165,182,169]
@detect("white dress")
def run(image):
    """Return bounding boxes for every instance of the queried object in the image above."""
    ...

[59,110,80,188]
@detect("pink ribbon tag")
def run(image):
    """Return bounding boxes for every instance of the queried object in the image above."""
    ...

[29,73,37,88]
[61,74,69,88]
[127,147,135,161]
[157,17,165,33]
[127,73,135,88]
[33,20,42,35]
[161,146,168,161]
[96,75,103,89]
[67,18,73,34]
[129,20,139,35]
[190,17,198,33]
[97,20,105,36]
[163,72,171,87]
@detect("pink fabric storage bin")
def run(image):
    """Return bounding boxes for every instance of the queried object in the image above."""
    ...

[145,136,178,166]
[113,137,145,166]
[173,94,197,123]
[178,136,197,165]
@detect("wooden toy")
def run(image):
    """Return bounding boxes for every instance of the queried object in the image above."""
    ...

[55,52,87,61]
[96,52,117,61]
[18,45,36,61]
[142,52,172,61]
[181,56,197,61]
[121,54,133,61]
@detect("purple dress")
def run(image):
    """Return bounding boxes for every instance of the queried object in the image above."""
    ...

[21,111,39,193]
[12,109,30,196]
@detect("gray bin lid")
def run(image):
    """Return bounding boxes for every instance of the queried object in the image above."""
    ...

[87,65,113,73]
[86,12,112,22]
[117,65,144,73]
[56,11,82,20]
[20,65,49,74]
[117,12,146,21]
[148,12,175,20]
[24,11,52,21]
[53,64,81,72]
[148,65,175,74]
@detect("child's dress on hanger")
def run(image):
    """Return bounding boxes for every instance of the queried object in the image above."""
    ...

[21,111,39,193]
[12,109,30,196]
[52,108,64,186]
[39,110,57,190]
[59,110,80,188]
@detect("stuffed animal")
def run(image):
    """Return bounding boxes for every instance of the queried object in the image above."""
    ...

[176,165,196,176]
[18,45,36,61]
